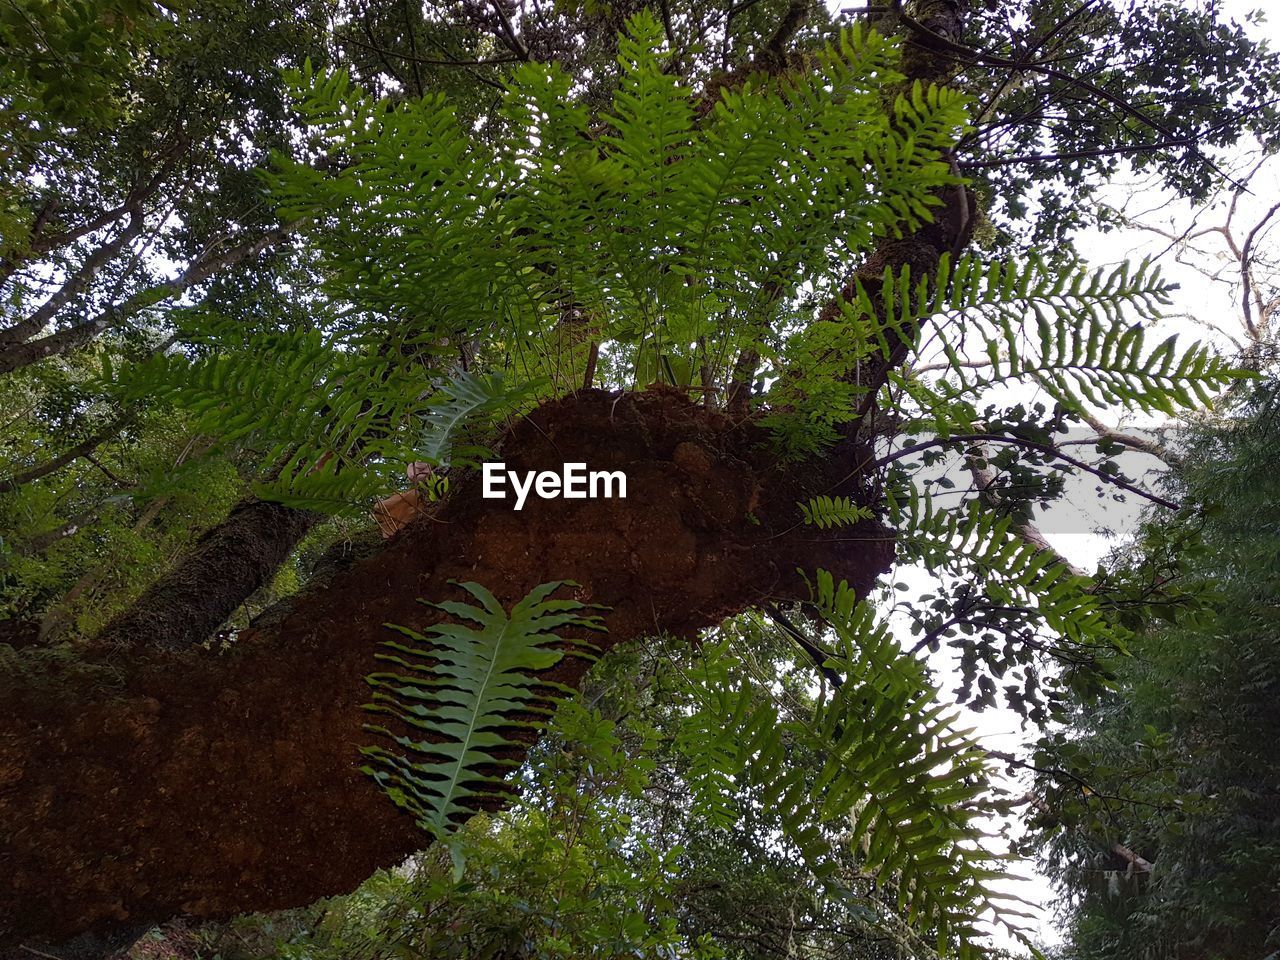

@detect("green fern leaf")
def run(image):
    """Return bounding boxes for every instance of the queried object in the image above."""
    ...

[676,579,1030,955]
[800,495,874,529]
[419,370,540,468]
[672,649,754,830]
[882,254,1242,429]
[361,580,606,838]
[887,485,1114,647]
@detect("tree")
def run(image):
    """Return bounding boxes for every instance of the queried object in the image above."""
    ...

[1034,381,1280,959]
[1,1,1276,956]
[0,0,336,371]
[0,0,339,642]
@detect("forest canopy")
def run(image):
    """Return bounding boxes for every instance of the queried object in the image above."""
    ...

[1,1,1278,959]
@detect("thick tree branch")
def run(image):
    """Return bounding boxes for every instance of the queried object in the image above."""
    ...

[91,498,321,652]
[0,389,893,947]
[759,0,810,68]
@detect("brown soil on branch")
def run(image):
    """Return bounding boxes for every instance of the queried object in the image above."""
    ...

[0,387,894,948]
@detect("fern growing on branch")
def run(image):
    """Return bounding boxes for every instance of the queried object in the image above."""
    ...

[801,495,876,529]
[674,574,1032,956]
[97,16,1242,950]
[901,255,1234,428]
[418,370,541,469]
[362,581,606,839]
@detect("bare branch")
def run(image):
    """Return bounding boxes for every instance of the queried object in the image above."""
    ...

[0,412,133,493]
[1073,405,1180,468]
[958,137,1198,171]
[0,219,306,376]
[1240,199,1280,342]
[0,134,186,285]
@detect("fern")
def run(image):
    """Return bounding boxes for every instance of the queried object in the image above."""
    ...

[884,255,1236,426]
[270,14,969,407]
[162,14,973,507]
[116,326,537,513]
[800,495,875,529]
[887,484,1113,647]
[766,253,1238,454]
[361,581,606,838]
[677,577,1029,955]
[671,668,751,830]
[419,370,540,468]
[805,575,1031,953]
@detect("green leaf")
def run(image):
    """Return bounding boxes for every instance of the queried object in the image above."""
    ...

[362,580,607,838]
[419,370,541,467]
[799,495,875,529]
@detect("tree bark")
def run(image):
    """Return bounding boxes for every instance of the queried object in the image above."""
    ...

[91,498,320,652]
[0,388,894,948]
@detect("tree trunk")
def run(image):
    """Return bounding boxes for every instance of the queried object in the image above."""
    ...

[92,498,320,651]
[0,388,893,947]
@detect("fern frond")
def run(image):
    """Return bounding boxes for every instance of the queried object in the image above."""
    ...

[118,321,444,514]
[881,255,1239,427]
[806,582,1006,952]
[888,485,1112,646]
[269,15,971,402]
[677,577,1027,955]
[362,580,606,838]
[800,495,875,529]
[121,325,336,448]
[419,370,540,468]
[672,660,752,830]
